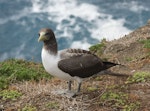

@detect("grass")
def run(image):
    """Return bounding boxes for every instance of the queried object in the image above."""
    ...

[0,90,22,100]
[45,101,59,109]
[100,91,140,110]
[140,39,150,55]
[125,57,133,62]
[140,39,150,49]
[126,72,150,84]
[89,39,106,55]
[0,76,9,89]
[100,91,128,106]
[87,86,98,92]
[19,105,37,111]
[123,102,140,111]
[0,52,149,110]
[0,59,52,90]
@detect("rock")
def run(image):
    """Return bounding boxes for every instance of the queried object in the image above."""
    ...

[101,21,150,71]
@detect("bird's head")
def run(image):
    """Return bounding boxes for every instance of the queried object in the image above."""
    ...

[38,28,55,42]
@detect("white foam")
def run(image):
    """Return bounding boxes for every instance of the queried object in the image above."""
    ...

[30,0,131,42]
[0,0,134,61]
[71,41,91,50]
[1,0,131,42]
[89,17,131,41]
[3,0,132,42]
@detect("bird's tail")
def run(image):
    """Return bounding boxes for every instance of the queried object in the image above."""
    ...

[103,61,120,70]
[101,62,129,77]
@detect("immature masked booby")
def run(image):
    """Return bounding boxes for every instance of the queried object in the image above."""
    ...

[38,28,118,95]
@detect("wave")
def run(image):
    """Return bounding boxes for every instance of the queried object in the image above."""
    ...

[31,0,131,40]
[1,0,149,61]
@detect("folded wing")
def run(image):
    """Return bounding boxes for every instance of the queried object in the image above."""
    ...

[58,50,104,78]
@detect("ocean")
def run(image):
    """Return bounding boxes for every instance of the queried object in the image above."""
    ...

[0,0,150,62]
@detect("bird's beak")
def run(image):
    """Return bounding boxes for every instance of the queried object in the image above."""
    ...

[38,36,46,42]
[38,32,47,42]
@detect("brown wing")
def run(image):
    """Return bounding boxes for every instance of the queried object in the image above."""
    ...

[58,53,104,78]
[59,49,94,59]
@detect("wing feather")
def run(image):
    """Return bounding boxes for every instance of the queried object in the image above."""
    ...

[58,53,104,78]
[59,49,94,59]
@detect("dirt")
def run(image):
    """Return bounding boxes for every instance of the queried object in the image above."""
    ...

[1,21,150,111]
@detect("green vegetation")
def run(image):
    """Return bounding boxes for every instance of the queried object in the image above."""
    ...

[140,39,150,55]
[45,101,59,109]
[89,39,106,55]
[94,76,103,81]
[123,102,140,111]
[126,72,150,84]
[0,90,22,100]
[125,57,133,62]
[19,105,37,111]
[100,91,128,106]
[140,39,150,49]
[100,91,140,111]
[0,76,9,89]
[87,86,98,92]
[0,59,52,90]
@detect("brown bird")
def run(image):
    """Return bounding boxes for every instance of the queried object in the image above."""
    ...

[38,28,118,96]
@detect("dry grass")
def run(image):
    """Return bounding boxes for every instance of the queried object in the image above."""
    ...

[1,74,128,111]
[1,71,150,111]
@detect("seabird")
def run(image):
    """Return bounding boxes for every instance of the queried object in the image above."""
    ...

[38,28,118,95]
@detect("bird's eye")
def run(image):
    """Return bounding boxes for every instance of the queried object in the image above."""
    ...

[38,33,40,37]
[45,33,50,36]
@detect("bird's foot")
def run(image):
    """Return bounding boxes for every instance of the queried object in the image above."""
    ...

[63,90,76,98]
[51,89,78,98]
[51,89,66,95]
[64,90,81,98]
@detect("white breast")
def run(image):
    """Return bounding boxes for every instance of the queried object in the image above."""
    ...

[41,48,74,81]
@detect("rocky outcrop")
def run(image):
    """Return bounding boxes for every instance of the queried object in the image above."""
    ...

[99,20,150,73]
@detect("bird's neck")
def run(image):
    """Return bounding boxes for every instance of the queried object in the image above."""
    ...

[43,40,58,56]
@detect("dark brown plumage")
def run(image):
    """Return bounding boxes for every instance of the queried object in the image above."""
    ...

[58,50,117,78]
[38,28,119,94]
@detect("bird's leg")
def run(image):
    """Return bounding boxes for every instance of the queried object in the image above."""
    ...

[68,81,72,91]
[77,82,82,93]
[53,81,73,97]
[69,82,82,98]
[62,81,82,98]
